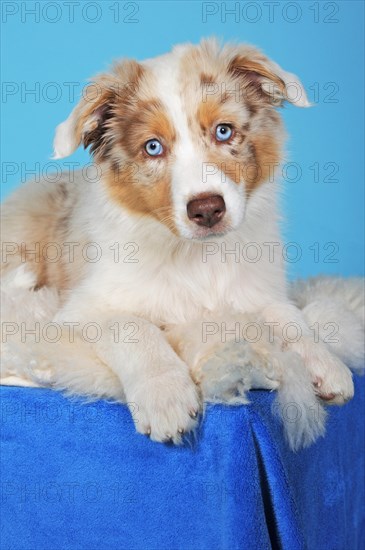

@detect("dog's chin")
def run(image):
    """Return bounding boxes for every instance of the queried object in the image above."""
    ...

[180,222,237,241]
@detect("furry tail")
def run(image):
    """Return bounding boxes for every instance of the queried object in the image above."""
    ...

[290,276,365,371]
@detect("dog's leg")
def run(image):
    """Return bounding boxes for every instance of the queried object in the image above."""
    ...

[165,317,326,450]
[98,315,201,442]
[165,302,354,406]
[55,306,201,443]
[261,302,354,404]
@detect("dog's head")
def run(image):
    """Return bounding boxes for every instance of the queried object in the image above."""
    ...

[54,39,309,240]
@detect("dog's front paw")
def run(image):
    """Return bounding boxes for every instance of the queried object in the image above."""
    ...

[312,358,354,405]
[128,368,201,443]
[297,342,354,405]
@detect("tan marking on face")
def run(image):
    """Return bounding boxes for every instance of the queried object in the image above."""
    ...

[196,99,248,188]
[198,99,281,193]
[197,100,233,133]
[200,72,215,85]
[105,165,177,234]
[74,62,178,233]
[179,43,284,195]
[203,126,281,194]
[245,133,281,192]
[82,40,285,234]
[203,147,242,188]
[117,99,176,158]
[104,93,177,231]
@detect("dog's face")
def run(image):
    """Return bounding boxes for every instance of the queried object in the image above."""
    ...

[54,39,309,240]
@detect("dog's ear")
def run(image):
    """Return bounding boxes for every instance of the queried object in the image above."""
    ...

[53,60,143,159]
[227,47,310,108]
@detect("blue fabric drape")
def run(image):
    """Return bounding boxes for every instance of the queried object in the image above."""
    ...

[1,376,364,550]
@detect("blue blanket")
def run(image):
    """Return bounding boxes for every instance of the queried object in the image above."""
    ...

[1,376,364,550]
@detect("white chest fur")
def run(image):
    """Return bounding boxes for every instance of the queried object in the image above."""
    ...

[71,180,287,326]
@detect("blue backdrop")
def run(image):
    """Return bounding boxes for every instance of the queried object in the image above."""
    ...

[1,0,364,278]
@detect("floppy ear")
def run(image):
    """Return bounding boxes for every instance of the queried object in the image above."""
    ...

[228,47,310,108]
[53,60,143,159]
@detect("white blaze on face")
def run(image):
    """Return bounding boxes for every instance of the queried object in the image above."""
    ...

[171,147,246,239]
[143,50,247,240]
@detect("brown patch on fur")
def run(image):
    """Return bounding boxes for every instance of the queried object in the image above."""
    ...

[73,60,146,159]
[228,54,286,106]
[197,100,234,134]
[203,131,280,194]
[102,94,177,231]
[105,165,177,234]
[201,117,281,194]
[1,177,89,293]
[229,56,285,88]
[54,55,178,232]
[215,158,243,186]
[244,133,281,193]
[196,93,281,193]
[200,72,215,85]
[117,99,176,158]
[66,60,178,232]
[246,103,258,116]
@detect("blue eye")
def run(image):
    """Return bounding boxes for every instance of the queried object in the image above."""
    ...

[145,139,164,156]
[215,124,233,142]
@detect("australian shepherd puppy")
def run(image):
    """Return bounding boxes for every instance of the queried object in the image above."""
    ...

[1,39,364,450]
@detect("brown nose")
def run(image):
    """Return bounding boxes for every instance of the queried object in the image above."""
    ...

[187,195,226,228]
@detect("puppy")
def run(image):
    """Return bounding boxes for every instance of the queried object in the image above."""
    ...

[1,39,364,449]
